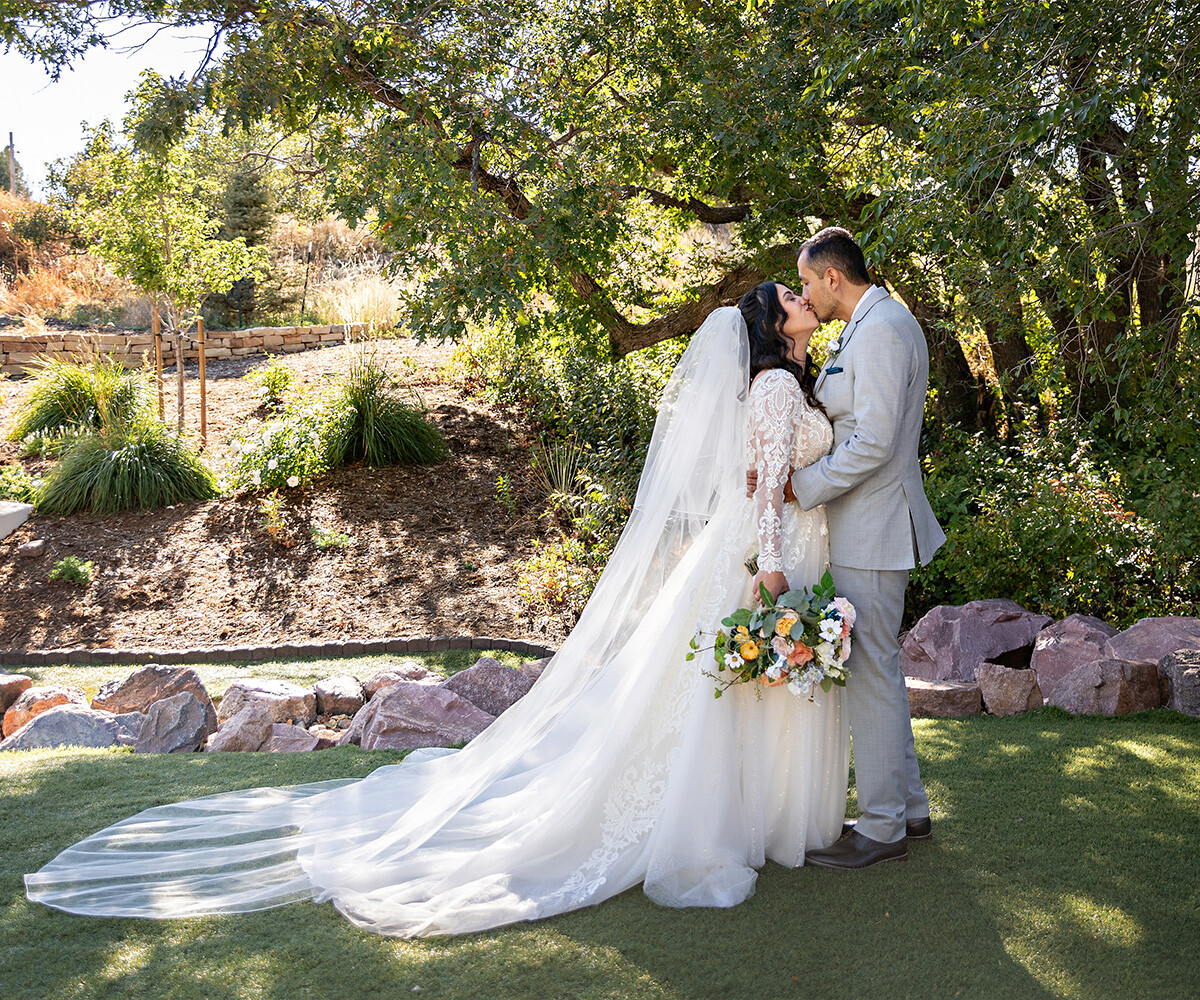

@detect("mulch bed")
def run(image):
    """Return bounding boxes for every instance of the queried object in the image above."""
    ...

[0,338,572,653]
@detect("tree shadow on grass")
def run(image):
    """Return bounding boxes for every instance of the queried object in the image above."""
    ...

[2,713,1198,1000]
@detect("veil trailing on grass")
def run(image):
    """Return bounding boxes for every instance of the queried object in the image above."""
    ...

[27,307,838,937]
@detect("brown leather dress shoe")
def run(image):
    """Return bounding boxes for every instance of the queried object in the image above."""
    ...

[806,830,908,869]
[840,816,932,841]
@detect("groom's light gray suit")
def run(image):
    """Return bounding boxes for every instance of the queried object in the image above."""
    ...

[791,285,946,844]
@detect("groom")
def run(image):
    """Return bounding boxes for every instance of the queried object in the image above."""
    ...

[762,227,946,868]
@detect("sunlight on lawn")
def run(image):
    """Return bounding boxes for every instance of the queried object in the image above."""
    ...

[1,711,1196,1000]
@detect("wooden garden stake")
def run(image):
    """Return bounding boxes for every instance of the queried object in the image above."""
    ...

[175,327,185,432]
[152,303,164,420]
[198,317,207,447]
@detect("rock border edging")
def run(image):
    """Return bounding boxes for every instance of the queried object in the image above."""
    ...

[0,636,557,668]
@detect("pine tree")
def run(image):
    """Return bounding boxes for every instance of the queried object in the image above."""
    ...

[210,162,273,327]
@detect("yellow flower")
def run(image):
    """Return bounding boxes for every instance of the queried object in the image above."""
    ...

[734,626,751,642]
[775,613,798,637]
[740,641,761,660]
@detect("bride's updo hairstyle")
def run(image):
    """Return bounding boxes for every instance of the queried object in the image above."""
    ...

[737,281,823,412]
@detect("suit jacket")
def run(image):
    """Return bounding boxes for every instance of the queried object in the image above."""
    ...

[791,285,946,570]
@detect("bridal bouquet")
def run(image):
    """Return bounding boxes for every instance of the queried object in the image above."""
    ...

[689,569,855,700]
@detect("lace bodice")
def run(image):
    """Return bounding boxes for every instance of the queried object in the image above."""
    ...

[748,368,833,574]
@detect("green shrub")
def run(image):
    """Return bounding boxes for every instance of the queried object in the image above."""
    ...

[312,526,350,549]
[0,463,38,503]
[9,356,153,439]
[245,355,295,410]
[49,556,94,585]
[18,426,88,459]
[910,426,1195,627]
[325,354,449,467]
[36,419,218,515]
[228,404,329,491]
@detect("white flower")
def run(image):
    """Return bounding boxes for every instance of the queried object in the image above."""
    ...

[230,440,242,456]
[287,475,299,488]
[251,469,261,486]
[765,661,783,681]
[819,617,841,642]
[725,652,745,669]
[788,677,807,697]
[815,641,836,668]
[268,458,278,470]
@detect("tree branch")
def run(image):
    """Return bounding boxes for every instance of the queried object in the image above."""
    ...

[620,186,753,224]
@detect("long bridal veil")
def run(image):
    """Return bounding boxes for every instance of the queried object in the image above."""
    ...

[27,307,816,938]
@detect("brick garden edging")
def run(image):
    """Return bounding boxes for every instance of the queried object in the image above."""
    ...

[0,636,557,668]
[0,322,372,377]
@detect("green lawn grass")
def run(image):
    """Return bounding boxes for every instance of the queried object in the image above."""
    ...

[2,709,1197,1000]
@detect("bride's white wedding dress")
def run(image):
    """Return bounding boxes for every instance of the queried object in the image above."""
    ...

[26,309,849,938]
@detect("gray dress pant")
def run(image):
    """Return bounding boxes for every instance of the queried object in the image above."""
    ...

[832,564,929,844]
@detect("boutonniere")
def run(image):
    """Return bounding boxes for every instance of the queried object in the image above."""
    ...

[825,338,843,359]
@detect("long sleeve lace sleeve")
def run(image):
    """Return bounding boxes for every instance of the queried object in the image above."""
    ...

[749,369,802,575]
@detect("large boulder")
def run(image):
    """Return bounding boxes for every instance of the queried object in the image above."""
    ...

[362,661,435,697]
[110,712,147,746]
[441,657,535,717]
[976,662,1043,716]
[261,723,323,753]
[134,692,210,753]
[1104,617,1200,665]
[0,705,119,751]
[354,682,495,751]
[1030,614,1119,700]
[905,678,983,717]
[1047,658,1161,715]
[3,684,88,737]
[0,673,33,714]
[518,657,552,682]
[91,665,218,739]
[205,703,274,752]
[314,675,365,717]
[1159,650,1200,717]
[216,679,317,728]
[901,600,1054,682]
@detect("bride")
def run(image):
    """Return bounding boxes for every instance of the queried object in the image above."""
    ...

[26,284,849,938]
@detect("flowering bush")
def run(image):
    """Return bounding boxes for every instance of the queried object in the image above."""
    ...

[227,403,330,491]
[244,356,295,410]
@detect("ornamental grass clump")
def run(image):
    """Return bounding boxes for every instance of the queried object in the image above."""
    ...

[36,417,218,515]
[9,355,153,439]
[326,354,448,467]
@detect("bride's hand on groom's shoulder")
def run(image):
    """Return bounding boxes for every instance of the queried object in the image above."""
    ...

[744,468,797,503]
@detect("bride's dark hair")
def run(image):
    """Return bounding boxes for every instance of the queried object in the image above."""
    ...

[737,281,823,412]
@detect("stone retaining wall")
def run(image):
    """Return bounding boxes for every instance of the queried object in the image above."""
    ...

[0,323,371,377]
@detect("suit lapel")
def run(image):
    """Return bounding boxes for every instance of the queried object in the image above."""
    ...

[814,286,890,394]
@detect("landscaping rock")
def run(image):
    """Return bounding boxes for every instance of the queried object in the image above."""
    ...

[906,677,982,717]
[216,679,317,727]
[354,682,496,751]
[134,692,209,753]
[975,662,1043,715]
[1104,616,1200,665]
[518,657,552,682]
[1029,614,1119,700]
[1047,658,1162,715]
[362,661,434,697]
[110,711,148,746]
[261,723,322,753]
[1158,650,1200,717]
[314,675,365,717]
[441,657,535,717]
[0,673,32,714]
[205,703,274,752]
[17,539,44,558]
[3,684,88,737]
[91,665,218,738]
[0,705,119,751]
[901,600,1054,682]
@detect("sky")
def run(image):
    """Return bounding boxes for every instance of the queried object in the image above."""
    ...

[2,24,223,199]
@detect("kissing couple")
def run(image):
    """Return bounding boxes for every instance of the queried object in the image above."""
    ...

[28,226,947,938]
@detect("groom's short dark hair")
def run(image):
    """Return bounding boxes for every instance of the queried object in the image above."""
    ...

[799,227,870,286]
